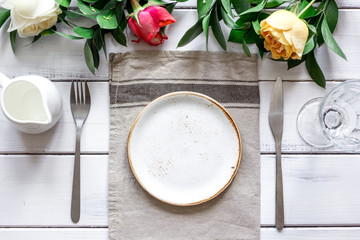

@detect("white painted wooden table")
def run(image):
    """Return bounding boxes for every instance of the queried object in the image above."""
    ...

[0,1,359,239]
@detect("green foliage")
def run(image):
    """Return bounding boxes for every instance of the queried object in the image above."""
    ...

[56,0,72,7]
[70,0,180,73]
[0,0,180,74]
[0,0,345,83]
[178,0,345,88]
[177,18,204,48]
[305,51,326,88]
[0,8,10,28]
[10,30,16,54]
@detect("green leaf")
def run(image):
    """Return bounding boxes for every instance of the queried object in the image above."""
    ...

[228,29,247,43]
[93,28,103,51]
[56,0,71,7]
[235,12,258,26]
[31,34,42,44]
[221,7,241,29]
[231,0,250,15]
[10,30,16,54]
[247,0,262,4]
[58,13,78,28]
[239,0,266,16]
[97,10,118,29]
[100,29,107,57]
[210,4,226,51]
[73,27,95,39]
[242,38,251,57]
[305,51,326,88]
[252,19,261,35]
[258,11,270,21]
[298,0,316,18]
[303,35,315,55]
[307,23,316,34]
[287,58,305,70]
[40,29,55,36]
[177,18,203,48]
[115,0,125,25]
[220,0,232,17]
[254,34,265,58]
[202,14,211,50]
[317,0,338,46]
[78,0,99,19]
[64,10,82,19]
[265,0,286,8]
[92,0,111,9]
[290,2,299,14]
[111,27,127,46]
[165,2,176,13]
[325,0,338,33]
[321,18,346,60]
[103,0,118,11]
[244,28,259,44]
[0,8,10,28]
[90,41,100,69]
[84,40,95,74]
[52,30,84,40]
[197,0,213,19]
[92,28,107,59]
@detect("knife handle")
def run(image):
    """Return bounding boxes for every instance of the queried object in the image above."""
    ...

[275,141,284,230]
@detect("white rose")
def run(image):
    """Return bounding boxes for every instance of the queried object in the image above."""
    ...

[0,0,62,37]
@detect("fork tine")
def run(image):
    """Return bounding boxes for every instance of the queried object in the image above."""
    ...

[76,80,80,104]
[70,81,75,104]
[80,80,84,104]
[84,80,91,105]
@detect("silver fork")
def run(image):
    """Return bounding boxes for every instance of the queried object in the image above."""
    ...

[70,80,91,223]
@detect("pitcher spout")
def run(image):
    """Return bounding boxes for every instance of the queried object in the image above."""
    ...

[0,72,11,89]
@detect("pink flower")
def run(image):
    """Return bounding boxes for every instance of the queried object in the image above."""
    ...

[128,6,176,46]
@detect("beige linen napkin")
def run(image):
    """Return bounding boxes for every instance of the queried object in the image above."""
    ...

[109,51,260,240]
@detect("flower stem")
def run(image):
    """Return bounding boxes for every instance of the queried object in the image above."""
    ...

[130,0,141,11]
[298,0,316,18]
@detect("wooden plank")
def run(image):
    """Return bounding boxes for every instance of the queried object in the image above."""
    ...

[0,82,109,153]
[0,9,358,81]
[175,0,360,8]
[0,155,108,226]
[0,27,108,80]
[0,229,108,240]
[2,227,360,240]
[2,154,360,226]
[261,154,360,226]
[262,227,360,239]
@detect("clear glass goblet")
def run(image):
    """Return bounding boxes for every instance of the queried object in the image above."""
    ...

[297,80,360,151]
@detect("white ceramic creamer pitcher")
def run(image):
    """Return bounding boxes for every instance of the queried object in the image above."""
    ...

[0,72,63,134]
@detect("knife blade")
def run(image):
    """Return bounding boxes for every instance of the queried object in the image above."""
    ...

[268,76,284,230]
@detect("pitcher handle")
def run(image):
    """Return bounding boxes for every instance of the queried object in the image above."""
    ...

[0,72,11,89]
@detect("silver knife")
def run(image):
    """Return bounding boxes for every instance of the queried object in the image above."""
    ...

[268,76,284,230]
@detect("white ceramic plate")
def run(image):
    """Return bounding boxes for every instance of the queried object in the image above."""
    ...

[127,92,242,206]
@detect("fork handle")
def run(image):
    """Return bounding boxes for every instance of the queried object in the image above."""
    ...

[275,141,284,230]
[71,129,81,223]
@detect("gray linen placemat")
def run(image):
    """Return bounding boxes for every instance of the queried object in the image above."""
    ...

[109,51,260,240]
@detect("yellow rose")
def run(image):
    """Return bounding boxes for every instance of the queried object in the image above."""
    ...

[0,0,62,38]
[260,10,309,60]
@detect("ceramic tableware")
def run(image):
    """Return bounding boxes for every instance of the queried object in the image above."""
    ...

[0,72,63,134]
[127,92,242,206]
